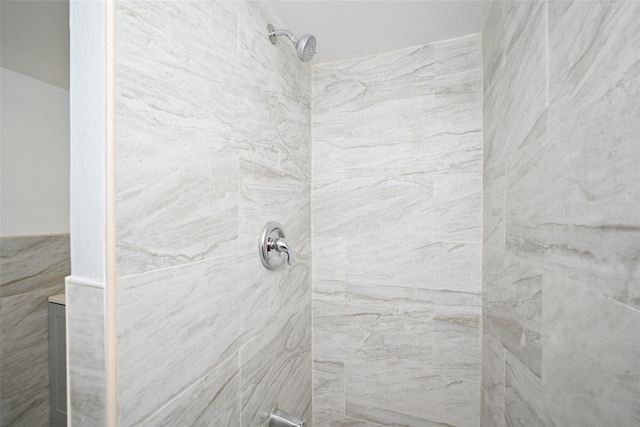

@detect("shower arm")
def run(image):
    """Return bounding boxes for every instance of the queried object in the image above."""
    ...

[269,28,299,45]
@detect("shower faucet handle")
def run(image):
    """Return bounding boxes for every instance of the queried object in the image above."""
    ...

[259,221,295,269]
[273,237,294,265]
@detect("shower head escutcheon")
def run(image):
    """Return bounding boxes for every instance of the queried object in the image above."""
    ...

[267,24,316,63]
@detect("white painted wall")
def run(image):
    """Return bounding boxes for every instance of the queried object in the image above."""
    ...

[68,0,107,282]
[1,67,70,236]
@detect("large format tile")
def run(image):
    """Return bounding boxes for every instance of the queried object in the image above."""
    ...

[240,311,312,427]
[433,172,482,242]
[312,35,482,426]
[113,2,313,426]
[506,72,640,310]
[116,154,239,276]
[548,0,640,127]
[482,320,506,427]
[237,0,311,179]
[115,0,241,276]
[345,358,479,427]
[238,157,310,251]
[483,1,640,425]
[0,289,54,427]
[483,254,542,376]
[66,282,106,425]
[432,304,481,381]
[313,171,434,240]
[141,354,240,427]
[117,256,244,425]
[0,235,69,427]
[0,235,70,298]
[504,350,543,427]
[344,291,433,363]
[313,360,345,423]
[543,278,640,427]
[347,240,481,292]
[312,44,437,120]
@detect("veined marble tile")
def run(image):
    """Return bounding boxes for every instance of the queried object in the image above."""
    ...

[483,254,542,376]
[313,360,345,422]
[346,240,481,293]
[313,288,433,366]
[482,320,506,427]
[237,0,312,179]
[140,354,240,427]
[433,172,482,242]
[345,358,479,427]
[483,170,505,283]
[315,412,381,427]
[0,235,70,297]
[482,0,545,95]
[66,282,106,426]
[312,44,437,119]
[543,278,640,426]
[482,79,507,175]
[481,0,507,94]
[312,31,481,427]
[115,0,245,277]
[508,222,640,313]
[312,238,346,285]
[116,154,239,276]
[503,111,550,224]
[504,350,543,427]
[502,0,547,158]
[116,0,237,74]
[548,0,640,127]
[311,120,346,190]
[0,235,69,426]
[481,392,501,427]
[238,0,310,101]
[482,0,547,163]
[313,172,434,240]
[114,1,312,427]
[116,22,242,276]
[238,157,310,251]
[432,304,481,381]
[1,289,54,427]
[117,256,244,425]
[507,56,640,311]
[279,252,312,320]
[432,85,482,174]
[433,34,482,88]
[240,315,312,427]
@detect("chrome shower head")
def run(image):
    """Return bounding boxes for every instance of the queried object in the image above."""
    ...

[268,24,317,63]
[296,33,316,63]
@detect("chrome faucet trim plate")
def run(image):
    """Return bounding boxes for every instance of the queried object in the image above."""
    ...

[259,221,294,269]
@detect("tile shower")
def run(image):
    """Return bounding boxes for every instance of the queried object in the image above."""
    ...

[482,1,640,425]
[312,36,482,426]
[54,0,639,426]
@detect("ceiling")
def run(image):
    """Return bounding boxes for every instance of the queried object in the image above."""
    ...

[0,1,492,88]
[0,0,69,90]
[267,1,493,64]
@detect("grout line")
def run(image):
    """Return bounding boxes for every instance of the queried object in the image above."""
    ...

[602,295,640,314]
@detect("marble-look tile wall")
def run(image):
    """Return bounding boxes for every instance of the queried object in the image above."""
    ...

[0,234,69,426]
[114,1,311,425]
[312,36,483,426]
[482,1,640,425]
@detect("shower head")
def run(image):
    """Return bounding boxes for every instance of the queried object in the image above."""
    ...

[268,24,317,63]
